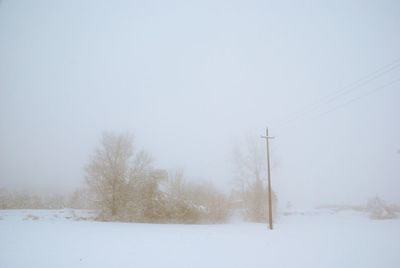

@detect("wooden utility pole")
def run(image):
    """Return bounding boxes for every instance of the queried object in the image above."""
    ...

[261,127,274,230]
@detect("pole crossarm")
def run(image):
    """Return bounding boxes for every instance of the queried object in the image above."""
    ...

[261,135,275,139]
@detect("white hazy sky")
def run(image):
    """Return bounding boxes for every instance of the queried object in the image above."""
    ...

[1,0,399,208]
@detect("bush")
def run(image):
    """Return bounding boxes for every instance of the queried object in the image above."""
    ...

[366,197,397,219]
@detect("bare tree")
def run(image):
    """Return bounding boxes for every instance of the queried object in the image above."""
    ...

[85,132,152,219]
[232,134,277,222]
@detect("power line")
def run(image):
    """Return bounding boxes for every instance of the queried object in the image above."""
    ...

[274,77,400,134]
[275,58,400,129]
[308,77,400,121]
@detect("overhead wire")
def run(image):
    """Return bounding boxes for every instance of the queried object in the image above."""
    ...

[308,77,400,121]
[273,58,400,132]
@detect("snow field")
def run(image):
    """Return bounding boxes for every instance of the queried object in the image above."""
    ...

[0,209,399,268]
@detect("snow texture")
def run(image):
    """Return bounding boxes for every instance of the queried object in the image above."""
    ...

[0,209,399,268]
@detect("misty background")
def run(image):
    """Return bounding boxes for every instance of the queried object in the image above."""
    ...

[0,0,399,209]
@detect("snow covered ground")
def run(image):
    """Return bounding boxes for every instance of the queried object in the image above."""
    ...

[1,209,399,268]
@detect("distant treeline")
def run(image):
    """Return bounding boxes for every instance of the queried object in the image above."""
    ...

[0,189,68,210]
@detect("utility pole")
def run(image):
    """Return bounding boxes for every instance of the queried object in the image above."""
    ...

[261,127,274,230]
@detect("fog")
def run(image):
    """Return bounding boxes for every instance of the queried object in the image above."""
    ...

[1,0,399,209]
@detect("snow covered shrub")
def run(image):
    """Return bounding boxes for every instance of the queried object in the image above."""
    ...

[122,173,167,222]
[366,197,396,220]
[162,171,202,223]
[185,182,230,223]
[162,170,230,224]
